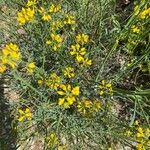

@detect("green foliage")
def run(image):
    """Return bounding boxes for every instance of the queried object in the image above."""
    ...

[0,0,150,149]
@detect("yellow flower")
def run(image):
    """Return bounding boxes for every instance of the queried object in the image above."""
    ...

[2,43,20,56]
[26,8,34,18]
[63,67,75,78]
[3,43,20,53]
[135,125,150,150]
[131,25,140,34]
[58,98,65,106]
[51,33,63,43]
[0,63,6,73]
[70,44,92,66]
[46,73,61,90]
[70,44,79,55]
[51,20,63,31]
[46,33,63,51]
[136,143,143,150]
[49,4,61,13]
[79,57,92,66]
[46,40,52,45]
[57,84,80,108]
[137,127,144,134]
[77,99,101,115]
[58,97,75,108]
[38,77,44,86]
[26,62,36,74]
[17,12,26,25]
[139,7,150,19]
[42,14,52,21]
[27,0,37,7]
[17,7,34,25]
[76,33,89,45]
[71,86,80,95]
[92,100,101,112]
[1,43,21,69]
[64,14,76,25]
[38,6,52,21]
[76,55,84,63]
[38,80,43,86]
[77,100,92,114]
[135,120,139,126]
[46,133,58,148]
[126,130,132,136]
[67,96,75,104]
[99,80,113,96]
[70,44,86,61]
[38,7,45,14]
[137,127,145,138]
[18,108,32,121]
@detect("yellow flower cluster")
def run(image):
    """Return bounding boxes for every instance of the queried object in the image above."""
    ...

[77,99,101,116]
[63,67,75,78]
[38,4,76,32]
[99,80,113,96]
[131,25,140,34]
[46,33,63,51]
[18,108,32,122]
[46,73,61,90]
[37,77,44,86]
[127,4,150,52]
[38,7,52,21]
[49,4,61,13]
[64,14,76,25]
[38,4,61,21]
[26,62,36,74]
[139,7,150,19]
[46,133,58,148]
[0,63,6,73]
[134,2,150,18]
[51,20,64,31]
[70,44,86,62]
[17,7,35,25]
[0,43,21,73]
[124,121,150,150]
[38,73,61,90]
[47,135,68,150]
[70,37,92,66]
[17,0,38,25]
[57,84,80,108]
[27,0,38,7]
[76,33,89,45]
[136,127,150,150]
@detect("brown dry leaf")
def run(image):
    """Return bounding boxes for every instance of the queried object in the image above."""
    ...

[17,28,26,35]
[5,89,20,103]
[30,139,44,150]
[0,5,7,13]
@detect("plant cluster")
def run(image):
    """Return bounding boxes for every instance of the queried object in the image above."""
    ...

[0,0,150,149]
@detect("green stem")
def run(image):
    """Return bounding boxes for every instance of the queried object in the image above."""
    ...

[114,88,150,96]
[12,70,48,101]
[96,39,119,81]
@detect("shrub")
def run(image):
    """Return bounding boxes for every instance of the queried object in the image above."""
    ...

[0,0,150,149]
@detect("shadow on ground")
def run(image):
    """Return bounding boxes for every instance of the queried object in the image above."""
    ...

[0,77,17,150]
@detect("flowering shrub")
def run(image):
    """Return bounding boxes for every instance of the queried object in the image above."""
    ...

[1,0,150,149]
[0,43,21,73]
